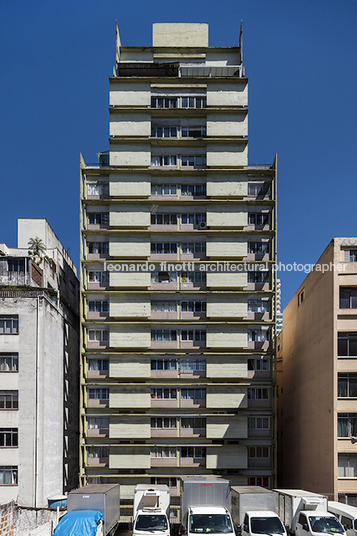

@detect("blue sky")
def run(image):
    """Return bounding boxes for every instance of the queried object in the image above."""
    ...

[0,0,356,308]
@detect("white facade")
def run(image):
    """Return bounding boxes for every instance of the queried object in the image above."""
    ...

[0,219,79,507]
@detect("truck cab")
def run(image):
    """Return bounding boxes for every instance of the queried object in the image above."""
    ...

[295,511,345,536]
[186,506,235,536]
[242,510,287,536]
[132,485,170,536]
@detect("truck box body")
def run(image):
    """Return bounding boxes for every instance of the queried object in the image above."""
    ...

[133,484,170,518]
[133,484,170,536]
[274,489,327,531]
[231,486,277,525]
[181,478,231,525]
[68,484,120,536]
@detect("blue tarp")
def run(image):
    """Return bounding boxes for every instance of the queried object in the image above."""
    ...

[53,510,103,536]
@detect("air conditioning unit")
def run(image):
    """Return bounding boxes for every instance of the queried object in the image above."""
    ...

[199,222,207,229]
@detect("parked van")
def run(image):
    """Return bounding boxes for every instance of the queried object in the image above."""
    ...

[328,502,357,536]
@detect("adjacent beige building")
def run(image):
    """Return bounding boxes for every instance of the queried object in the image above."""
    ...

[80,22,277,519]
[277,238,357,503]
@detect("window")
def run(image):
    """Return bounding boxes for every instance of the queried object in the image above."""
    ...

[181,417,206,429]
[88,417,109,430]
[338,333,357,356]
[181,214,206,226]
[151,243,177,254]
[248,446,270,458]
[8,259,25,272]
[340,288,357,309]
[151,184,177,196]
[344,250,357,262]
[248,300,270,313]
[151,476,177,487]
[180,358,206,371]
[248,476,270,487]
[151,388,177,400]
[181,155,207,168]
[151,97,177,109]
[151,301,177,313]
[88,242,109,255]
[248,272,270,284]
[88,213,109,225]
[248,213,269,225]
[151,417,176,429]
[248,417,270,430]
[88,301,109,313]
[181,126,207,138]
[0,429,18,447]
[248,330,270,342]
[0,316,19,335]
[0,391,18,409]
[181,184,206,196]
[181,388,206,400]
[248,242,270,254]
[338,374,357,397]
[181,272,206,284]
[151,214,177,225]
[181,446,206,458]
[248,358,270,371]
[151,358,177,371]
[151,271,177,283]
[88,329,109,342]
[151,330,177,342]
[88,271,109,284]
[151,155,177,167]
[181,243,206,255]
[151,446,177,458]
[88,388,109,400]
[338,454,357,477]
[248,388,269,400]
[88,358,109,371]
[181,301,206,313]
[298,290,305,305]
[88,446,109,458]
[151,126,178,137]
[87,182,109,196]
[0,353,18,372]
[181,330,206,342]
[248,182,270,197]
[338,414,357,437]
[181,96,206,108]
[0,466,17,485]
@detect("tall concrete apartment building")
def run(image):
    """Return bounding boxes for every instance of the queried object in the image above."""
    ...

[80,23,277,517]
[0,219,79,507]
[277,238,357,503]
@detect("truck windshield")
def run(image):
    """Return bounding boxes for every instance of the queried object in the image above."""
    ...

[309,517,344,534]
[189,514,233,533]
[135,515,168,531]
[251,516,285,534]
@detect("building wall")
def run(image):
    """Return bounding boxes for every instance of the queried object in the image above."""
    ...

[280,238,357,500]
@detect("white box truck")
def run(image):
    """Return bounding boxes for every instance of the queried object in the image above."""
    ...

[53,484,120,536]
[180,478,235,536]
[231,486,286,536]
[133,484,171,536]
[274,489,345,536]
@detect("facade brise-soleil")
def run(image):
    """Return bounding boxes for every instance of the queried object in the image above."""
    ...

[80,22,277,520]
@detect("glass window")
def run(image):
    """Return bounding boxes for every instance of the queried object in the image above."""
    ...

[88,417,109,429]
[339,454,357,477]
[0,354,18,372]
[88,388,109,400]
[0,316,19,335]
[0,466,18,485]
[338,374,357,397]
[0,429,18,447]
[340,288,357,309]
[7,259,25,272]
[338,333,357,356]
[88,358,109,371]
[0,391,18,409]
[338,414,357,437]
